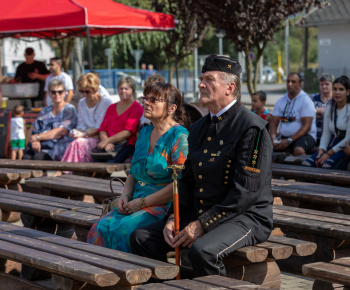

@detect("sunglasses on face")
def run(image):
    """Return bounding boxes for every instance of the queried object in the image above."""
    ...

[50,90,64,95]
[79,90,91,94]
[141,96,166,104]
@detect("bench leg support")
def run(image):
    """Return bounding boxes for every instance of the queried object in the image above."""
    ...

[226,261,281,289]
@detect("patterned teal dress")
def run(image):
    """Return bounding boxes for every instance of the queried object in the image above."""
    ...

[87,124,189,252]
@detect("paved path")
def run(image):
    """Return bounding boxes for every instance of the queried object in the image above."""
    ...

[281,273,314,290]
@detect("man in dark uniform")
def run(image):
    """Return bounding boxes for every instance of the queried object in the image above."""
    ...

[130,54,273,277]
[15,47,50,107]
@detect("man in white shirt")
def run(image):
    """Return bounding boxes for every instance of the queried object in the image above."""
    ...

[44,57,74,107]
[270,72,316,156]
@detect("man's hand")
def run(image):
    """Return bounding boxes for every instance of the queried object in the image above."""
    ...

[28,72,39,80]
[163,219,176,248]
[274,138,289,151]
[31,141,41,152]
[173,220,205,248]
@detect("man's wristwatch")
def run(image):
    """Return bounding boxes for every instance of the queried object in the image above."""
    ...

[287,137,293,144]
[36,134,40,141]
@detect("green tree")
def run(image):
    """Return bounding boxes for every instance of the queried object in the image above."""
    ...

[197,0,325,95]
[109,0,209,80]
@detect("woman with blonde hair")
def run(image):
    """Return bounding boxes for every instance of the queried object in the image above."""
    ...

[60,72,112,164]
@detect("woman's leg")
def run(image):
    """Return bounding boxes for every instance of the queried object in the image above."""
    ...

[32,151,53,161]
[301,152,318,167]
[323,150,347,169]
[22,149,35,160]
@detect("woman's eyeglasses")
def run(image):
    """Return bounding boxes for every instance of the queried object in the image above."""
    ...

[79,90,91,94]
[142,96,166,103]
[50,90,65,95]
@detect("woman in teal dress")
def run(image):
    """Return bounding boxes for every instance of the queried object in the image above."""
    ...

[87,82,189,252]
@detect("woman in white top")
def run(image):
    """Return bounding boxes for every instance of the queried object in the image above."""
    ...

[60,73,112,163]
[302,75,350,168]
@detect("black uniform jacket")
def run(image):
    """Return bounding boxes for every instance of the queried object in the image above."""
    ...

[176,101,273,241]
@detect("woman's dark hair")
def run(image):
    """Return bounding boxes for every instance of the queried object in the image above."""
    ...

[143,82,187,126]
[330,75,350,121]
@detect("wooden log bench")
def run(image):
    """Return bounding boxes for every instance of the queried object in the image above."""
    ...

[0,221,179,289]
[25,174,123,199]
[303,258,350,290]
[0,189,316,289]
[283,155,311,165]
[0,159,130,177]
[271,178,350,214]
[135,275,277,289]
[272,163,350,186]
[0,168,43,223]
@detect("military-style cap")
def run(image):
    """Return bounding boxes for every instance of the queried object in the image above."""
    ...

[202,54,242,77]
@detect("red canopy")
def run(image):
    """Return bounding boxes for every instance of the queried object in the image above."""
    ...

[0,0,175,39]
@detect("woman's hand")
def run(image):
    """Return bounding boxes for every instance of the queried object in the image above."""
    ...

[316,152,330,167]
[104,143,115,152]
[69,129,85,138]
[123,198,141,215]
[315,149,325,167]
[97,139,109,150]
[116,195,129,215]
[31,141,41,152]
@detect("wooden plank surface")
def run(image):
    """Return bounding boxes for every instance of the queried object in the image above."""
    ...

[272,163,350,185]
[194,275,276,289]
[0,188,97,208]
[0,239,119,287]
[26,175,123,197]
[0,159,126,174]
[0,222,179,280]
[303,262,350,285]
[0,229,151,286]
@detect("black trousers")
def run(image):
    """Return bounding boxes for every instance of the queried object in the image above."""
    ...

[22,150,52,160]
[130,218,259,277]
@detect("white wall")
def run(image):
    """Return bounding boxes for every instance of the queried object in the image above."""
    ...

[318,23,350,77]
[2,38,55,75]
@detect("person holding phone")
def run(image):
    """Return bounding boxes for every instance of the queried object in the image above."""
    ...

[302,76,350,169]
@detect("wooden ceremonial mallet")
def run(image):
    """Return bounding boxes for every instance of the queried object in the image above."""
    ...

[165,164,185,280]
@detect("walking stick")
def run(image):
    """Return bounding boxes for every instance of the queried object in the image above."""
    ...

[165,164,185,280]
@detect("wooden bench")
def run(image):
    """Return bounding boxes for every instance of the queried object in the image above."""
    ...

[283,155,311,165]
[25,174,123,199]
[136,275,276,289]
[303,258,350,290]
[271,178,350,214]
[0,159,130,177]
[0,189,316,289]
[0,168,43,187]
[272,163,350,186]
[0,221,179,289]
[0,168,43,223]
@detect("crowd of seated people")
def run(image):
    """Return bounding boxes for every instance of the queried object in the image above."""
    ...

[251,72,350,171]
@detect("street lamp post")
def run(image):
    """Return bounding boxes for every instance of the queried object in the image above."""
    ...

[215,29,226,55]
[104,48,111,88]
[133,49,144,77]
